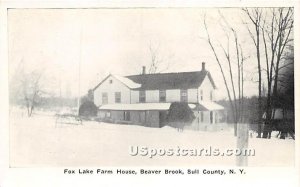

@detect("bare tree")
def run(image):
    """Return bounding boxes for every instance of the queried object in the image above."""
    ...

[275,46,294,139]
[21,69,45,117]
[204,13,246,136]
[243,8,264,138]
[147,42,174,74]
[243,8,293,138]
[10,61,46,117]
[260,8,294,138]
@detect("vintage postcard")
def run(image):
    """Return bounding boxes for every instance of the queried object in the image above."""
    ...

[0,1,299,187]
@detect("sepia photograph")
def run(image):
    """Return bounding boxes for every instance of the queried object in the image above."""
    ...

[7,7,295,168]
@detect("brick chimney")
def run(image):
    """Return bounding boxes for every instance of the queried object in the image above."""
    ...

[142,66,146,74]
[202,62,206,71]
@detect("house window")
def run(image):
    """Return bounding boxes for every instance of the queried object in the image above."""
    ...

[102,92,108,104]
[159,90,166,102]
[200,90,203,101]
[210,90,213,101]
[115,92,121,103]
[200,111,204,122]
[139,90,146,103]
[105,111,111,118]
[180,89,188,102]
[109,80,113,84]
[123,111,130,121]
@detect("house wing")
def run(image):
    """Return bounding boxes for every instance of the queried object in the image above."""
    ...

[201,72,217,89]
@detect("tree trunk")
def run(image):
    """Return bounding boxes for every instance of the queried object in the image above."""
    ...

[256,25,262,138]
[236,123,249,166]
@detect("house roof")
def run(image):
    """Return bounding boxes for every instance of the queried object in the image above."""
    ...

[113,75,141,89]
[93,70,216,91]
[126,70,216,90]
[99,103,196,111]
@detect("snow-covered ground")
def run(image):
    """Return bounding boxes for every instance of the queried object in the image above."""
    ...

[9,108,294,167]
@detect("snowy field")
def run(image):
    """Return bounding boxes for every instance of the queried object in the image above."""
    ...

[9,108,294,167]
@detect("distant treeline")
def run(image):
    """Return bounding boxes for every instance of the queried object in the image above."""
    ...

[10,96,78,110]
[217,94,294,125]
[217,96,264,125]
[38,97,78,109]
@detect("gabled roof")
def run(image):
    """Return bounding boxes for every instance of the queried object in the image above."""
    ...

[113,75,141,89]
[93,74,141,91]
[93,70,216,91]
[126,70,216,90]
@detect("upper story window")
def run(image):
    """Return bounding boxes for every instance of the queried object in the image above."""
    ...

[159,90,166,102]
[210,90,213,101]
[115,92,121,103]
[200,89,203,101]
[180,89,188,102]
[109,80,113,84]
[139,90,146,103]
[102,92,108,104]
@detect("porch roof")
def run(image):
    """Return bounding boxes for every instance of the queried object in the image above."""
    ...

[195,101,224,111]
[99,103,196,111]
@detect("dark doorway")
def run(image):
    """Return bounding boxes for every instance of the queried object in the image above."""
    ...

[210,111,213,124]
[123,111,130,121]
[159,111,168,128]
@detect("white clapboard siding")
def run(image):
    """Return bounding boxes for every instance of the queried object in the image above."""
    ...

[94,75,131,106]
[198,75,215,102]
[146,90,159,103]
[166,89,180,102]
[130,90,139,104]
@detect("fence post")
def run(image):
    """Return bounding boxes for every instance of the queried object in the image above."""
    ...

[236,123,249,166]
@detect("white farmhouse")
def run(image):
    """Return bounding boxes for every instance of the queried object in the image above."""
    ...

[93,62,225,130]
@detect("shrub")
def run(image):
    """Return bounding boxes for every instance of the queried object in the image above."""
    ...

[78,100,98,117]
[166,102,195,130]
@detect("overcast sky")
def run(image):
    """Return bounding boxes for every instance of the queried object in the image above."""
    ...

[8,8,262,100]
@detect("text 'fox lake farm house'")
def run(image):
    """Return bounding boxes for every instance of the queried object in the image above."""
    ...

[92,62,225,131]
